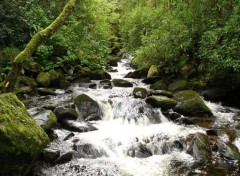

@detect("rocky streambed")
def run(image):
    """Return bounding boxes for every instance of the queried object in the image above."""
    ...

[5,56,240,175]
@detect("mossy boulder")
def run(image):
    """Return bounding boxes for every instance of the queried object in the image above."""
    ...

[34,110,57,133]
[131,56,158,69]
[36,72,51,87]
[125,67,149,79]
[16,76,38,89]
[187,133,212,161]
[133,87,148,99]
[168,79,189,92]
[173,90,213,117]
[24,61,43,78]
[0,93,49,175]
[201,88,228,101]
[73,94,102,121]
[59,80,71,89]
[146,96,177,110]
[142,76,160,84]
[150,90,173,98]
[15,86,32,95]
[216,141,240,160]
[53,107,79,122]
[89,70,111,80]
[112,79,133,87]
[48,69,64,87]
[150,80,168,90]
[37,88,56,96]
[147,65,158,78]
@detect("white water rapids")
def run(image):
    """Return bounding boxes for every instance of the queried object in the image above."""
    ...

[29,56,240,176]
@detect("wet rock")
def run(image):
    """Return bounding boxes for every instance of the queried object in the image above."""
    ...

[89,82,97,89]
[42,149,60,162]
[216,141,240,160]
[201,88,228,101]
[0,93,49,175]
[127,142,152,158]
[63,132,75,141]
[108,57,118,66]
[73,94,102,121]
[36,72,51,87]
[53,107,79,122]
[62,120,97,132]
[133,87,148,99]
[187,133,212,161]
[146,96,177,110]
[163,111,181,121]
[48,69,64,87]
[37,88,57,95]
[173,90,213,117]
[53,151,75,164]
[43,104,57,111]
[168,79,189,92]
[147,65,159,78]
[177,117,195,125]
[112,79,133,87]
[150,90,173,98]
[73,143,107,158]
[89,70,111,80]
[16,86,32,95]
[77,77,91,83]
[100,79,112,89]
[150,80,168,90]
[59,79,71,89]
[206,129,218,136]
[142,76,160,84]
[34,110,58,132]
[124,67,149,78]
[161,140,184,154]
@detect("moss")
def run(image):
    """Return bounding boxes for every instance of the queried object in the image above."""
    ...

[41,111,57,132]
[151,90,173,98]
[16,76,38,89]
[133,87,148,98]
[48,69,64,87]
[146,96,177,110]
[173,90,213,117]
[131,57,159,69]
[0,93,49,155]
[73,94,94,105]
[147,65,159,78]
[168,79,189,92]
[36,72,51,87]
[150,79,168,90]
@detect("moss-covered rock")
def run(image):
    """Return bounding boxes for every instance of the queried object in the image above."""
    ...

[216,141,240,160]
[34,110,57,133]
[201,88,228,101]
[150,90,173,98]
[16,76,38,89]
[173,90,213,117]
[100,79,112,89]
[89,70,111,80]
[73,94,102,121]
[36,72,51,87]
[53,107,79,122]
[168,79,189,92]
[37,88,56,96]
[15,86,33,95]
[150,80,168,90]
[146,96,177,110]
[113,79,133,87]
[133,87,148,99]
[147,65,158,78]
[48,69,64,87]
[131,56,158,69]
[125,67,149,79]
[24,61,43,78]
[59,80,71,89]
[187,133,212,161]
[0,93,49,175]
[142,76,160,84]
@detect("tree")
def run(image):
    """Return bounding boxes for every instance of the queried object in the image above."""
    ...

[2,0,79,92]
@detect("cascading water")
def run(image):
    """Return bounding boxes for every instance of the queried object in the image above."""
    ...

[28,56,240,176]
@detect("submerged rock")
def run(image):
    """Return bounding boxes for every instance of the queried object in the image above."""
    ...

[187,133,212,161]
[112,79,133,87]
[216,141,240,160]
[73,94,102,121]
[146,96,177,110]
[0,93,49,175]
[34,110,57,132]
[173,90,213,117]
[133,87,148,99]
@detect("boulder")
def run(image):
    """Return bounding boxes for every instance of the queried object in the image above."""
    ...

[36,72,51,87]
[201,89,228,101]
[146,96,177,110]
[124,67,149,78]
[73,143,107,158]
[16,76,38,89]
[126,142,152,158]
[108,57,118,66]
[216,141,240,160]
[168,79,189,92]
[173,90,213,117]
[150,80,168,90]
[34,110,57,133]
[16,86,32,95]
[112,79,133,87]
[48,69,64,87]
[180,65,197,78]
[89,83,97,89]
[0,93,49,175]
[89,70,111,80]
[37,88,56,96]
[73,94,102,121]
[147,65,158,78]
[133,87,148,99]
[73,65,91,76]
[53,151,76,164]
[187,133,212,161]
[59,80,71,89]
[142,76,160,84]
[100,79,112,89]
[24,61,43,78]
[42,149,60,162]
[62,120,97,132]
[53,107,79,122]
[150,90,173,98]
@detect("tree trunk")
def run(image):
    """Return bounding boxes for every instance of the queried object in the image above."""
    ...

[2,0,78,93]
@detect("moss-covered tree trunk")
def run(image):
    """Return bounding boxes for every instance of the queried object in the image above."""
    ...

[3,0,78,93]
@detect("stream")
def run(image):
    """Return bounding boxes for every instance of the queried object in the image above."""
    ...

[24,56,240,176]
